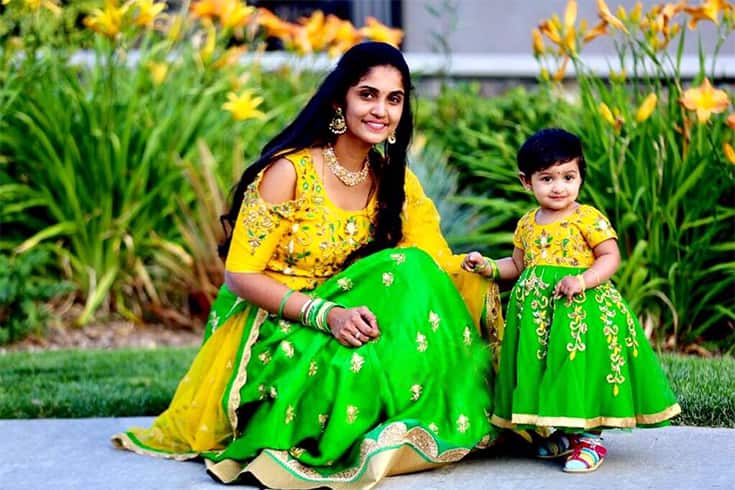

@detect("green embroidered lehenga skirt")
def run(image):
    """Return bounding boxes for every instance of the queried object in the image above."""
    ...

[113,247,499,489]
[491,265,681,432]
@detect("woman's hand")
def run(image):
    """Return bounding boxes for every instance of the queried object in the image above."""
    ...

[461,251,488,275]
[327,306,380,347]
[553,275,585,303]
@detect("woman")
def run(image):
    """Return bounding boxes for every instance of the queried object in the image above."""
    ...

[113,41,503,489]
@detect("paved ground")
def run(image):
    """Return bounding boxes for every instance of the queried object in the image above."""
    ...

[0,417,732,490]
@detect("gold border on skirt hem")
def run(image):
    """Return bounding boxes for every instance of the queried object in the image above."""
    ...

[111,432,199,461]
[492,403,681,429]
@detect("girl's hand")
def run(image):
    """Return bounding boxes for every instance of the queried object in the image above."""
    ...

[462,251,488,275]
[553,275,585,303]
[326,306,380,347]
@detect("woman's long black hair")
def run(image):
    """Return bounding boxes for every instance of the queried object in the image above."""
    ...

[218,41,414,264]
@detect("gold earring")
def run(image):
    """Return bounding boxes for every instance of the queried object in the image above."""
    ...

[387,131,396,144]
[329,107,346,135]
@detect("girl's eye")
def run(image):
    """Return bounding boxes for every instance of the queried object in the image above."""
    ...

[565,175,575,181]
[541,176,551,182]
[389,95,403,104]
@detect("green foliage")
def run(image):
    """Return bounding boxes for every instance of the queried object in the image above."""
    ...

[0,249,73,345]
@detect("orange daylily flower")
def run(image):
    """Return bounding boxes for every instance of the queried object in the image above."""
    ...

[635,93,658,122]
[685,0,729,29]
[562,27,577,55]
[553,56,570,81]
[680,78,730,123]
[597,0,629,32]
[727,113,735,129]
[539,19,562,44]
[327,15,361,57]
[599,102,624,131]
[257,8,293,39]
[630,2,643,23]
[190,0,219,20]
[724,143,735,165]
[359,16,403,47]
[583,21,607,42]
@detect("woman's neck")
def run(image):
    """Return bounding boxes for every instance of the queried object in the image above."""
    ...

[333,136,371,171]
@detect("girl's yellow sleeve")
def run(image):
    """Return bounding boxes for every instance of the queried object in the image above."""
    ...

[399,169,503,345]
[225,172,297,274]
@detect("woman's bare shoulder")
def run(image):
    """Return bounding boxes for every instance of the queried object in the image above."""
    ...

[259,157,297,204]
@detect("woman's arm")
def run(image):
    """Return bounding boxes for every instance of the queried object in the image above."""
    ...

[225,157,378,347]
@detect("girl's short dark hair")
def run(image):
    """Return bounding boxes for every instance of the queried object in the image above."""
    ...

[517,128,586,182]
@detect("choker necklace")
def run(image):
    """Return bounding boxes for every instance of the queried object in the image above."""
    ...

[322,144,370,187]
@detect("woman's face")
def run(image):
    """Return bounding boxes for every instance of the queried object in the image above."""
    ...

[341,65,405,146]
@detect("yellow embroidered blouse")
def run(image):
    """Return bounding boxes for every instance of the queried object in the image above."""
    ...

[512,205,618,269]
[226,148,466,291]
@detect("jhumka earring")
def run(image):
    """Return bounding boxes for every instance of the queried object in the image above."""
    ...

[387,131,397,144]
[329,107,347,135]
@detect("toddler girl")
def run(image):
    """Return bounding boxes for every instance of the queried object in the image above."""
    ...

[463,128,680,473]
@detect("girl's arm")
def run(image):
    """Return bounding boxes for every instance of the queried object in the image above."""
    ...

[461,247,525,281]
[553,238,620,301]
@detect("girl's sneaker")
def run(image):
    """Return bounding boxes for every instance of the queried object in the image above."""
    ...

[535,431,579,459]
[563,437,607,473]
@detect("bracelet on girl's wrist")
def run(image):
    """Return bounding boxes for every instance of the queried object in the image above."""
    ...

[576,274,586,290]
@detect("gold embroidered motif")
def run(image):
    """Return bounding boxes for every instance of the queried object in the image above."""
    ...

[410,384,422,401]
[350,353,365,373]
[456,415,469,433]
[346,405,359,424]
[337,277,353,291]
[429,311,440,331]
[285,405,295,424]
[290,447,305,458]
[258,351,271,365]
[278,319,292,334]
[390,253,406,264]
[416,332,428,352]
[463,326,472,346]
[382,272,394,286]
[566,302,588,360]
[308,360,318,377]
[280,341,295,358]
[428,423,439,434]
[318,414,328,430]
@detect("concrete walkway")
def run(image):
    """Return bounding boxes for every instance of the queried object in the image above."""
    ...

[0,417,732,490]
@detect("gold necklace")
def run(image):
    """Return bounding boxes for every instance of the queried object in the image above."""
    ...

[322,144,369,187]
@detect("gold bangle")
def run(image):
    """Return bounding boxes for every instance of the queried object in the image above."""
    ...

[576,274,586,290]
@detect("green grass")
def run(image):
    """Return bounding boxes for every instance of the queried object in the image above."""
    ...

[0,348,732,427]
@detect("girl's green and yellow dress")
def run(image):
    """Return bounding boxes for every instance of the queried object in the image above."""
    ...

[113,149,503,489]
[491,204,680,432]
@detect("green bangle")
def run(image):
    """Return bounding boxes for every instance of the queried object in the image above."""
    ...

[278,289,296,318]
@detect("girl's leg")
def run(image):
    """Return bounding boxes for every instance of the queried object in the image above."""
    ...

[563,431,607,473]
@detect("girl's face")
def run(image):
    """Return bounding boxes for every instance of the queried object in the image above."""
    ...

[522,159,582,213]
[341,65,405,147]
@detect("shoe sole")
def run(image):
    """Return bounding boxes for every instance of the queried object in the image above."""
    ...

[562,459,604,473]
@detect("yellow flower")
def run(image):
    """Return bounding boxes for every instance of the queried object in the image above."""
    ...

[190,0,219,20]
[84,0,128,39]
[220,0,255,29]
[222,89,266,121]
[727,112,735,129]
[562,26,577,55]
[359,16,403,47]
[599,103,615,125]
[597,0,629,32]
[146,61,168,85]
[630,2,643,23]
[564,0,578,30]
[199,19,217,63]
[531,28,545,56]
[130,0,165,28]
[680,78,730,123]
[635,93,658,122]
[327,15,361,57]
[724,143,735,165]
[22,0,61,14]
[539,19,562,44]
[610,68,627,83]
